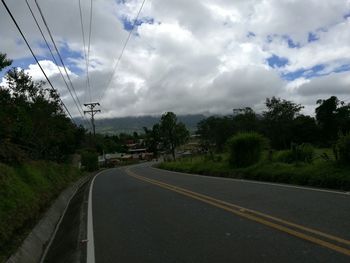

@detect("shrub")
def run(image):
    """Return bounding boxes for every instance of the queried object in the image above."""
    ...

[275,150,294,163]
[334,133,350,164]
[81,151,98,171]
[292,143,314,163]
[227,133,267,168]
[275,143,314,164]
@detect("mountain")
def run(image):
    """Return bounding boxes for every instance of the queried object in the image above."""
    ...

[76,114,206,134]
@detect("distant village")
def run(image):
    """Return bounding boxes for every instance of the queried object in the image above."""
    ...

[98,135,200,167]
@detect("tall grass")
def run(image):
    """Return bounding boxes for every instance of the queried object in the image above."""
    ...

[0,161,82,261]
[158,151,350,191]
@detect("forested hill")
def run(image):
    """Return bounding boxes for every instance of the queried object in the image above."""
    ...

[76,114,206,134]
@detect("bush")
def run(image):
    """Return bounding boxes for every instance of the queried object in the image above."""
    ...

[296,143,315,163]
[81,151,98,171]
[334,133,350,164]
[227,133,267,168]
[275,143,314,164]
[274,150,294,163]
[291,143,314,163]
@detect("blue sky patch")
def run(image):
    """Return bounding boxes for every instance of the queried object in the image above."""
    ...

[267,54,289,68]
[308,32,319,43]
[0,56,39,79]
[334,64,350,73]
[282,63,350,81]
[282,64,325,80]
[122,16,154,31]
[247,32,256,38]
[0,41,85,80]
[282,35,301,48]
[13,57,40,69]
[59,43,83,61]
[58,43,84,75]
[266,34,301,48]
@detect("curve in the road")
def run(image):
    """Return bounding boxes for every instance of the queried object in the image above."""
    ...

[124,167,350,257]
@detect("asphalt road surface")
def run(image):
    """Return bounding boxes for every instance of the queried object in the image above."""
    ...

[88,162,350,262]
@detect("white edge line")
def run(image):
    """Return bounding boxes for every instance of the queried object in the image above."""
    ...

[150,165,350,196]
[87,170,106,263]
[40,179,85,263]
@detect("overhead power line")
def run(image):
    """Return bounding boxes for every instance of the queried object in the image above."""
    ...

[1,0,75,122]
[99,0,147,101]
[86,0,93,102]
[78,0,92,104]
[33,0,85,113]
[25,0,88,125]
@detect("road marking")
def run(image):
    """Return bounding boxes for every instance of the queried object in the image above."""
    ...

[124,168,350,257]
[151,166,350,196]
[87,170,106,263]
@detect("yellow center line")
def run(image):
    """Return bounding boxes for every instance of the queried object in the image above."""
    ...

[124,168,350,257]
[134,169,350,247]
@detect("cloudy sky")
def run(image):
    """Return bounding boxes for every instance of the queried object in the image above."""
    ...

[1,0,350,118]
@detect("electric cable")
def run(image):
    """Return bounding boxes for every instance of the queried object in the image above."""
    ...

[98,0,147,101]
[25,0,87,123]
[1,0,75,122]
[34,0,84,113]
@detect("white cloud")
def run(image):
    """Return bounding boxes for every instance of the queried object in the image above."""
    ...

[1,0,350,118]
[24,60,73,80]
[296,71,350,97]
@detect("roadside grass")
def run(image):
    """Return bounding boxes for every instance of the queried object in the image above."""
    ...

[0,161,83,262]
[158,150,350,191]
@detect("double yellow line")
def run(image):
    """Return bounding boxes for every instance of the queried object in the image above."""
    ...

[124,168,350,257]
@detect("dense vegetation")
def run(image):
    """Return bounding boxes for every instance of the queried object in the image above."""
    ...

[197,97,350,152]
[158,153,350,190]
[160,95,350,190]
[0,53,87,260]
[0,55,85,164]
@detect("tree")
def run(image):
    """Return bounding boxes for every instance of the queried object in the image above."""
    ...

[316,96,338,143]
[143,124,161,158]
[0,52,12,71]
[291,115,319,144]
[232,107,260,133]
[263,97,303,149]
[0,65,84,163]
[316,96,350,144]
[159,112,189,160]
[336,103,350,135]
[197,116,234,154]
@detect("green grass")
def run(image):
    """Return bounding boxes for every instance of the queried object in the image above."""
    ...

[158,151,350,191]
[0,161,83,262]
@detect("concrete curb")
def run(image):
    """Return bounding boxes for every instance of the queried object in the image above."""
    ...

[6,175,91,263]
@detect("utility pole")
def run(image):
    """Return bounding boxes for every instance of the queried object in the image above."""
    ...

[84,102,101,136]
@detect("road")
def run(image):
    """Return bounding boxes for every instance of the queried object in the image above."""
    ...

[89,162,350,262]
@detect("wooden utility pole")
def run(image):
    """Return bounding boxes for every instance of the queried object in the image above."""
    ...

[84,102,101,136]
